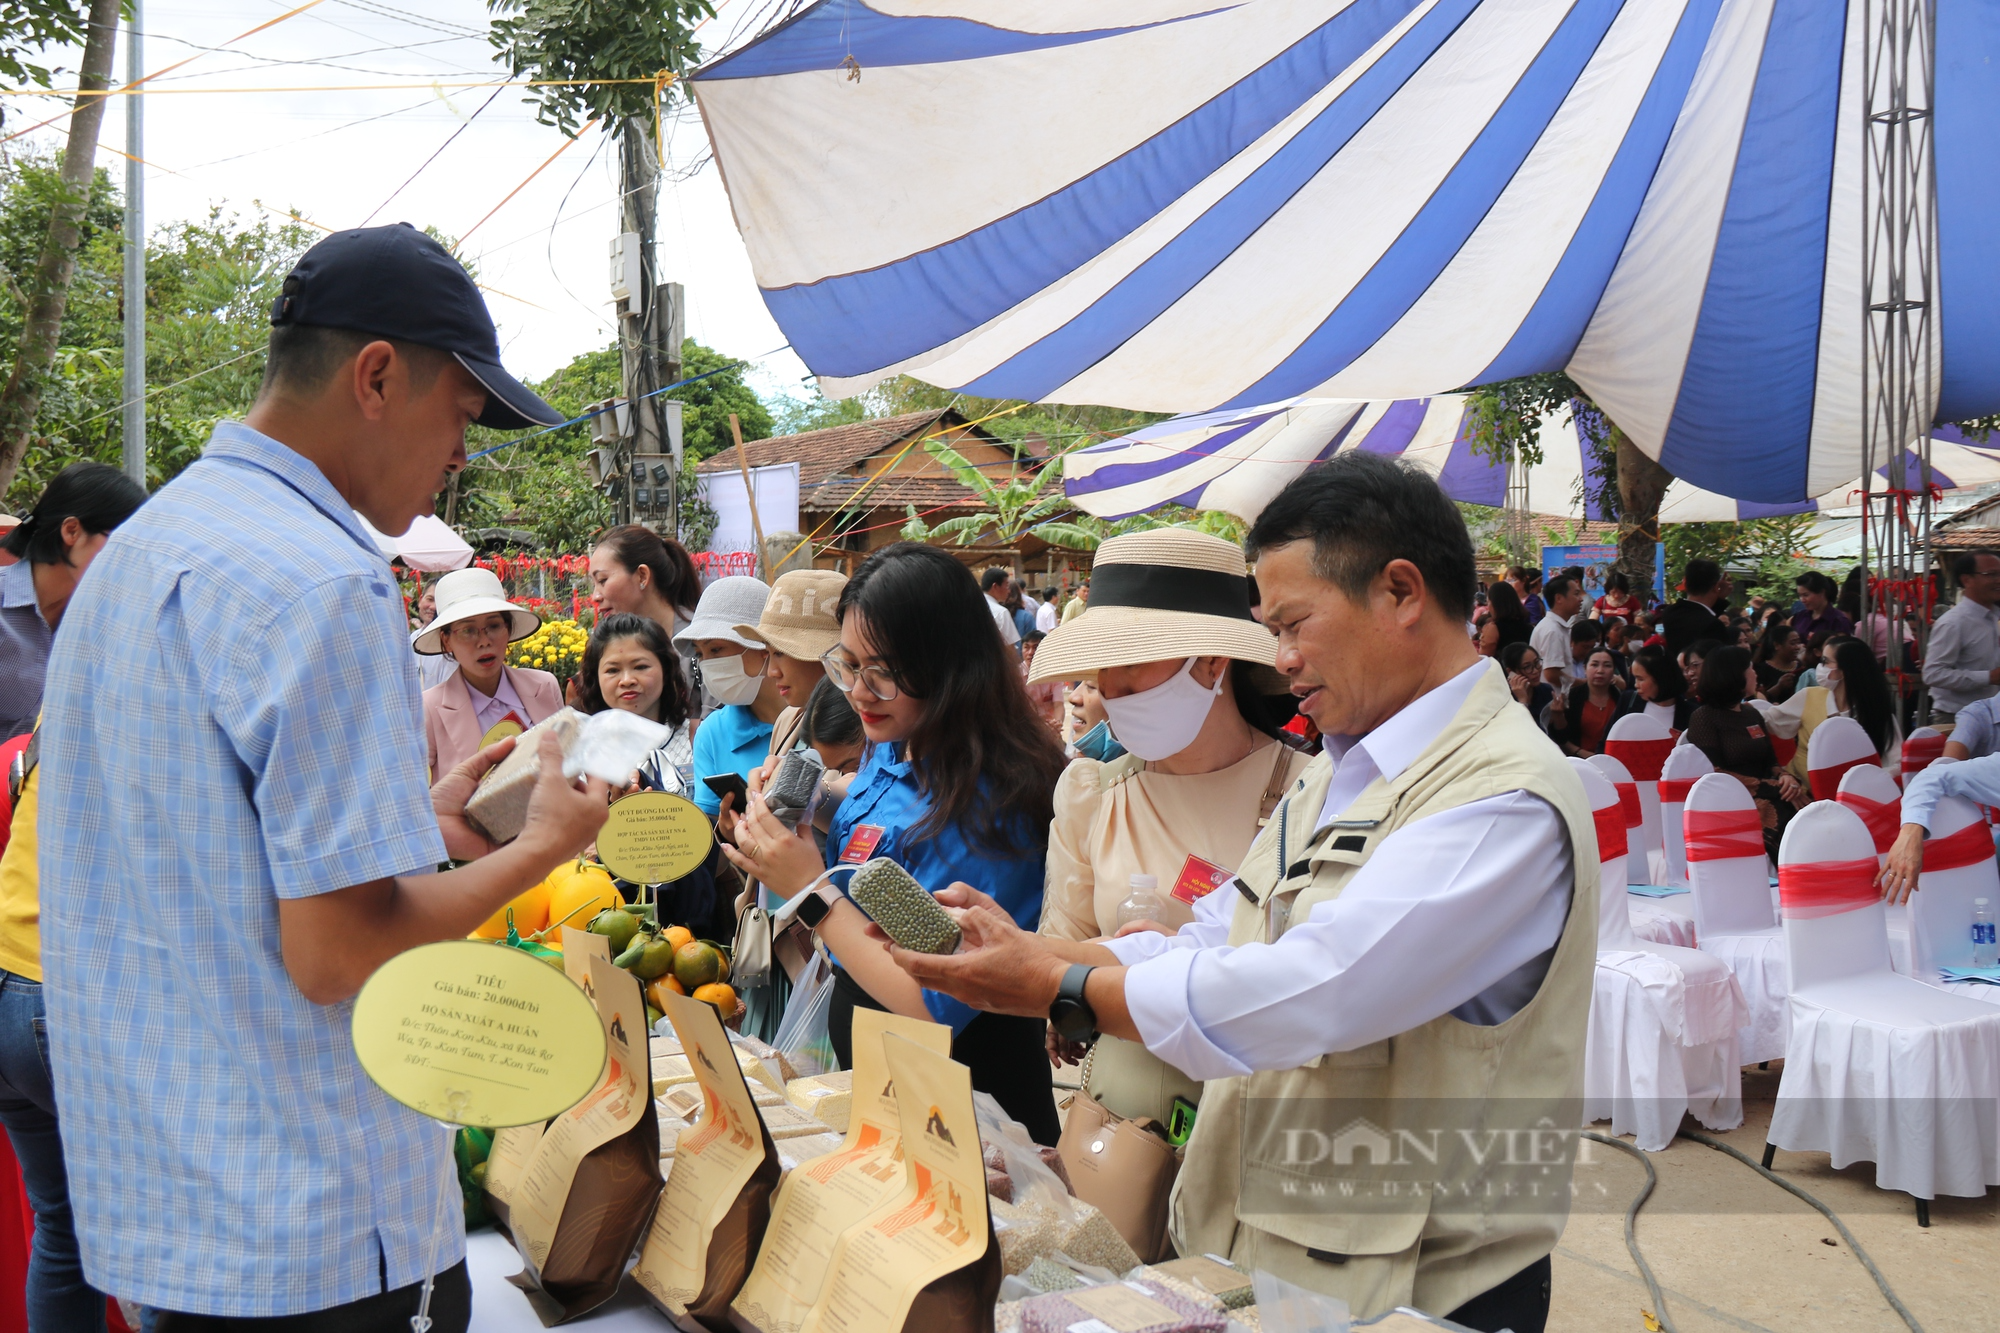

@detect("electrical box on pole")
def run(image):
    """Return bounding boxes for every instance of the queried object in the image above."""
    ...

[609,233,643,316]
[658,282,684,382]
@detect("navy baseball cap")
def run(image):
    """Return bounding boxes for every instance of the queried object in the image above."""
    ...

[270,223,563,430]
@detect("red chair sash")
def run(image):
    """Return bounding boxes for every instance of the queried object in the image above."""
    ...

[1808,753,1878,801]
[1778,857,1881,920]
[1922,818,1995,873]
[1903,733,1946,776]
[1834,792,1900,854]
[1591,805,1628,863]
[1658,778,1696,804]
[1683,809,1765,861]
[1605,737,1673,782]
[1771,735,1798,767]
[1613,781,1642,829]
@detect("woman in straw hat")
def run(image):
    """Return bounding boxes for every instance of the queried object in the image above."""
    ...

[414,567,562,778]
[1030,529,1312,1126]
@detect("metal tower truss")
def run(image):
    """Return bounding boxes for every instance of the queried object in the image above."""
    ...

[1859,0,1939,716]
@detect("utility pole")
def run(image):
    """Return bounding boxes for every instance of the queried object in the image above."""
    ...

[605,118,684,537]
[121,0,144,487]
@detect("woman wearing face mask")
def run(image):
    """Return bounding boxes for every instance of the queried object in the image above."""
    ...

[674,576,782,820]
[1756,635,1901,784]
[415,568,562,778]
[722,543,1068,1143]
[1065,678,1128,762]
[1030,532,1311,1124]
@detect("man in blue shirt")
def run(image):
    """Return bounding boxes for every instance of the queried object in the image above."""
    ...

[38,226,608,1328]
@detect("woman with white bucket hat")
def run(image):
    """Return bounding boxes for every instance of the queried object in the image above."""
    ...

[415,566,562,778]
[1031,529,1312,1126]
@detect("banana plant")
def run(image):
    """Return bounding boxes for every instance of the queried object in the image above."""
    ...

[899,437,1103,550]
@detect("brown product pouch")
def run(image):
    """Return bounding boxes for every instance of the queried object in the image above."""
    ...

[634,990,783,1331]
[502,958,665,1324]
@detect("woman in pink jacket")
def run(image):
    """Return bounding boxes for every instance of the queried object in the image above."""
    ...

[415,567,563,778]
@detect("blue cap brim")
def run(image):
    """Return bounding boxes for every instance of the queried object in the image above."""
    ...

[456,352,564,430]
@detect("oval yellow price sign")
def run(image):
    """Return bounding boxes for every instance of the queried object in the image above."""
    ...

[597,790,715,884]
[351,939,607,1128]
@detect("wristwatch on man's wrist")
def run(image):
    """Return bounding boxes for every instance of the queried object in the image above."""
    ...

[1048,964,1099,1042]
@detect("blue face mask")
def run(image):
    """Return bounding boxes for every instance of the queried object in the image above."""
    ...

[1073,720,1127,763]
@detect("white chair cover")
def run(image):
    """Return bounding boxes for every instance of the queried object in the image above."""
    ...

[1658,741,1715,891]
[1575,759,1747,1150]
[1768,801,2000,1201]
[1836,764,1915,976]
[1587,752,1647,889]
[1607,714,1674,882]
[1808,714,1880,802]
[1911,794,2000,1006]
[1593,750,1697,947]
[1684,772,1790,1065]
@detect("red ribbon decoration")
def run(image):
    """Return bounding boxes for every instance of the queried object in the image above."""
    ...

[1809,753,1878,802]
[1778,857,1882,920]
[1605,737,1674,782]
[1658,778,1696,804]
[1834,792,1900,854]
[1922,818,1996,873]
[1683,809,1765,862]
[1612,781,1642,829]
[1903,732,1946,776]
[1592,805,1628,863]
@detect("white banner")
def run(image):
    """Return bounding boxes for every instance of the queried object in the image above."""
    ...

[698,462,801,554]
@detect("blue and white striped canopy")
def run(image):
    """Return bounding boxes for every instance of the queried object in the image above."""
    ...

[1061,398,2000,523]
[691,0,2000,505]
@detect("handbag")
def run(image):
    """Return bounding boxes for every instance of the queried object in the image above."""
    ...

[734,897,773,988]
[1057,1048,1181,1264]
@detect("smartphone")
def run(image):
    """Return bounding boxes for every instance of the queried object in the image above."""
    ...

[847,858,961,955]
[702,772,750,808]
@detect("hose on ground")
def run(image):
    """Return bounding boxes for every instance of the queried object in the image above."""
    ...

[1677,1129,1924,1333]
[1578,1131,1676,1333]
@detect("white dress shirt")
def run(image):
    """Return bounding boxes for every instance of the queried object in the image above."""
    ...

[1105,660,1573,1081]
[1921,595,2000,714]
[987,594,1021,648]
[1902,751,2000,831]
[1035,599,1060,634]
[1529,610,1579,688]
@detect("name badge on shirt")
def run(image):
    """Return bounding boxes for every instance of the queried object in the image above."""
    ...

[837,824,885,864]
[1171,853,1232,905]
[1746,724,1766,740]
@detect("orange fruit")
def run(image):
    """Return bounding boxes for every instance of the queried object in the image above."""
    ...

[672,940,724,990]
[693,982,736,1017]
[660,925,694,953]
[645,977,686,1010]
[473,880,551,940]
[544,862,619,935]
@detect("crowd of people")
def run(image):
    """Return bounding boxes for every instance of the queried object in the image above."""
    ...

[4,225,2000,1333]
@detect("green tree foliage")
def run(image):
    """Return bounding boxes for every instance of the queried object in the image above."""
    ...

[0,0,91,91]
[1663,516,1822,603]
[0,151,316,509]
[487,0,713,136]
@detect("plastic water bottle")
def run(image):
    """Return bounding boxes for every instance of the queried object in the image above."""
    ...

[1117,874,1165,929]
[1973,898,1998,969]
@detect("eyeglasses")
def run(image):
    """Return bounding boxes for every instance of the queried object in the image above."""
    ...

[821,647,901,701]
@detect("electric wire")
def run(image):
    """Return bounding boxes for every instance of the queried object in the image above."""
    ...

[1677,1130,1925,1333]
[328,0,486,39]
[361,83,506,225]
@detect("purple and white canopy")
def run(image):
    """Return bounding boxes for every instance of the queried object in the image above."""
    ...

[1060,397,2000,524]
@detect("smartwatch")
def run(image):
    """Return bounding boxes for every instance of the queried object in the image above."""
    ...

[1048,964,1099,1042]
[796,889,833,930]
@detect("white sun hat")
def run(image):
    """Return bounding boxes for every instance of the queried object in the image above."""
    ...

[1027,529,1278,685]
[672,575,772,654]
[412,567,540,654]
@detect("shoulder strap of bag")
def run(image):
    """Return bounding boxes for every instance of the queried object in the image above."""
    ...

[1257,741,1291,824]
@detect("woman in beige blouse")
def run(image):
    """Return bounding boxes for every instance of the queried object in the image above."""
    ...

[1029,530,1312,1124]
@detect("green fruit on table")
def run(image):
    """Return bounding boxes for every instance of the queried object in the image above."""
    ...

[631,937,677,981]
[672,940,724,990]
[645,1003,663,1027]
[613,933,650,970]
[588,908,641,954]
[469,1161,488,1188]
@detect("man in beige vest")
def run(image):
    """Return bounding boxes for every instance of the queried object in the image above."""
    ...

[878,453,1598,1331]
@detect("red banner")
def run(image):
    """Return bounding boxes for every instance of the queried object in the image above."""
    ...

[1592,805,1628,863]
[1683,809,1765,862]
[1809,753,1878,802]
[1835,791,1900,853]
[1605,737,1674,782]
[1778,857,1882,920]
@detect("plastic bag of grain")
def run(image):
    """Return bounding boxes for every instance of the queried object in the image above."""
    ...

[1016,1275,1227,1333]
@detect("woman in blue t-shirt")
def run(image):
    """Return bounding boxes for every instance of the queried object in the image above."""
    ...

[723,543,1068,1143]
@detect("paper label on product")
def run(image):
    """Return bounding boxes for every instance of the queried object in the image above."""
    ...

[1062,1284,1180,1331]
[837,824,885,864]
[482,1121,545,1206]
[731,1010,950,1333]
[598,790,715,884]
[561,926,613,997]
[348,938,605,1129]
[795,1034,989,1333]
[633,989,773,1314]
[1065,1321,1116,1333]
[506,955,650,1272]
[1171,853,1233,906]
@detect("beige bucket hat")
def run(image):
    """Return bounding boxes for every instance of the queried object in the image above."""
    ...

[412,567,540,654]
[1027,529,1277,685]
[737,568,847,660]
